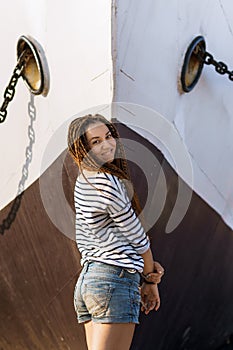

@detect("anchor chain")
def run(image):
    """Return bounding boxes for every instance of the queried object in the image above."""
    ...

[196,47,233,81]
[0,94,36,235]
[0,49,32,123]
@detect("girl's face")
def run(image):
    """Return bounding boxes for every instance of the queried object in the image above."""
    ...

[85,122,117,164]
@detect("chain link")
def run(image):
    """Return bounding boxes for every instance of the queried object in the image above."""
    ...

[197,48,233,82]
[0,94,36,235]
[0,49,32,123]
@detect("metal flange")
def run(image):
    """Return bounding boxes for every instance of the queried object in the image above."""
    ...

[17,35,50,96]
[180,36,206,92]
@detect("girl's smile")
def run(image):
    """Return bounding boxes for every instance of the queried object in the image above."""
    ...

[85,122,117,164]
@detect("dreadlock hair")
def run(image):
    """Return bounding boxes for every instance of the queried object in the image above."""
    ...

[67,113,145,226]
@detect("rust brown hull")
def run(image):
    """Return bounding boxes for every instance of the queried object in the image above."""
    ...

[0,122,232,349]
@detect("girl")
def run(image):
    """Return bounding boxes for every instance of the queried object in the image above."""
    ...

[68,114,164,350]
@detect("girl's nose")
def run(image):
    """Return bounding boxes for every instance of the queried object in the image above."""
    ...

[101,140,111,150]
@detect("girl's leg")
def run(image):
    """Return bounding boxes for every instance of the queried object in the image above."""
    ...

[84,321,93,349]
[84,321,135,350]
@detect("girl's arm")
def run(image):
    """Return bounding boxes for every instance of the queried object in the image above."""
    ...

[141,247,154,275]
[141,247,164,281]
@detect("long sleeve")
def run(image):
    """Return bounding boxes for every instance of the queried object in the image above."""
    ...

[103,174,150,254]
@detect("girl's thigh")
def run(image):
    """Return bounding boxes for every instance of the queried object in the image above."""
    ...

[84,321,135,350]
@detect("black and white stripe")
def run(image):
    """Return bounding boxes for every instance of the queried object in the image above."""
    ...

[74,170,150,272]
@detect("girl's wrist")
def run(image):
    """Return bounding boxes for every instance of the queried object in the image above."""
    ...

[141,271,157,284]
[142,279,157,285]
[141,261,164,284]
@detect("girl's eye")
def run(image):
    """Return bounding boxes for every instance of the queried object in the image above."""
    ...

[92,140,100,145]
[106,134,112,139]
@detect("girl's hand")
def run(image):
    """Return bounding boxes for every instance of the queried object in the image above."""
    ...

[153,261,165,283]
[140,282,160,314]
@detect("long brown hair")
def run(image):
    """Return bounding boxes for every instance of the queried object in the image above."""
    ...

[67,114,144,221]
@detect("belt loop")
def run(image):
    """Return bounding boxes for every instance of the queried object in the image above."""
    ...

[119,269,124,278]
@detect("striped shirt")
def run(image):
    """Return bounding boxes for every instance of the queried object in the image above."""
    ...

[74,169,150,272]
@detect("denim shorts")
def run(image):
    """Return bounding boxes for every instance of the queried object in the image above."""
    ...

[73,261,141,324]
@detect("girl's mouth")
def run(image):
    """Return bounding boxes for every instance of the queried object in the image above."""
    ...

[101,149,113,156]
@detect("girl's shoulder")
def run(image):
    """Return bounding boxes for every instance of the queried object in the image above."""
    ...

[77,170,124,192]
